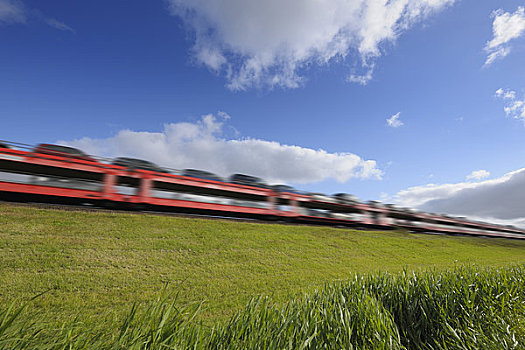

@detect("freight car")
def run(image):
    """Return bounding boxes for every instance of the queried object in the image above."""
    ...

[1,140,524,239]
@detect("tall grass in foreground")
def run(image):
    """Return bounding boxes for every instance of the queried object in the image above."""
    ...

[1,265,524,349]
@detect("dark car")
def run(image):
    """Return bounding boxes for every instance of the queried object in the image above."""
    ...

[229,173,268,188]
[333,193,359,204]
[307,192,338,203]
[367,200,384,207]
[182,169,224,182]
[271,184,303,194]
[33,144,96,162]
[112,157,168,173]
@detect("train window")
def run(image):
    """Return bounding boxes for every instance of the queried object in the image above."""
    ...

[29,175,102,191]
[0,171,103,191]
[0,171,34,184]
[114,176,140,196]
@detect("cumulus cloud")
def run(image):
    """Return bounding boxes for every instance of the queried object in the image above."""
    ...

[395,168,525,227]
[386,112,404,128]
[466,169,490,181]
[167,0,455,90]
[484,6,525,66]
[58,113,382,184]
[495,88,525,124]
[0,0,25,24]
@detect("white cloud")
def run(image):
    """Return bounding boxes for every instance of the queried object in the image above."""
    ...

[495,88,525,124]
[466,169,490,181]
[484,6,525,66]
[44,18,75,33]
[347,64,375,86]
[0,0,25,24]
[395,168,525,227]
[495,88,515,100]
[484,46,510,66]
[386,112,404,128]
[379,192,391,201]
[0,0,74,32]
[167,0,455,90]
[59,113,382,184]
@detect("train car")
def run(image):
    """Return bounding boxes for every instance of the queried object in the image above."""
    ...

[1,140,524,239]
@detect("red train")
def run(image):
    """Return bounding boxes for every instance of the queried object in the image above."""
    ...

[1,140,524,240]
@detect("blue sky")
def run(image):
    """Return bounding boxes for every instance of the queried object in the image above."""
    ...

[2,0,525,225]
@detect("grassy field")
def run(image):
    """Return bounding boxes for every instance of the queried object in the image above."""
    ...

[1,202,525,328]
[2,266,524,349]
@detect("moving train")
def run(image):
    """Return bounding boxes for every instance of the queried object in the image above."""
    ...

[1,140,524,240]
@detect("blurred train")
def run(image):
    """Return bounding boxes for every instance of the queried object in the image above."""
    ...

[1,140,524,240]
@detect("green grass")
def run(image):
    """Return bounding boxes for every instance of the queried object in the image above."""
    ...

[1,202,525,329]
[1,266,524,349]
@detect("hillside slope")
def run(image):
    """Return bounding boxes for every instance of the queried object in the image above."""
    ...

[1,203,524,324]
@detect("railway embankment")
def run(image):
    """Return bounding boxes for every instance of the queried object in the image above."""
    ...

[1,202,525,348]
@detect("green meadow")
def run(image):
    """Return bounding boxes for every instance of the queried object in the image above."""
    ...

[1,203,525,348]
[1,203,524,323]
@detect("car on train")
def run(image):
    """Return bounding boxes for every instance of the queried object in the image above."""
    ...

[229,173,268,188]
[112,157,169,173]
[1,140,524,240]
[33,144,98,163]
[182,169,224,182]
